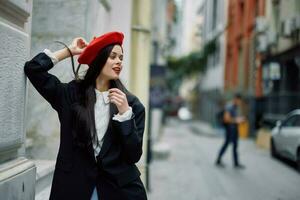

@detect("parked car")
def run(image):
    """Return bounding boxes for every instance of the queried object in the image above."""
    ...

[271,109,300,172]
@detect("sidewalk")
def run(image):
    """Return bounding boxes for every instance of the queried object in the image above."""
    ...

[150,119,221,160]
[34,160,55,200]
[189,120,224,137]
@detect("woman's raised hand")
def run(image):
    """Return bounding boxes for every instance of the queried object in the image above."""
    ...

[108,88,130,114]
[68,37,88,56]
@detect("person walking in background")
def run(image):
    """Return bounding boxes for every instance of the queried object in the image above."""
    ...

[215,94,246,169]
[24,32,147,200]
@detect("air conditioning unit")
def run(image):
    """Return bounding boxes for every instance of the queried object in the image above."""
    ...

[269,62,281,80]
[266,31,277,46]
[256,34,268,52]
[295,15,300,30]
[255,17,267,33]
[281,19,293,37]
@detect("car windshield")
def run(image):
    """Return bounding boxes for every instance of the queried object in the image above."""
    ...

[283,115,300,127]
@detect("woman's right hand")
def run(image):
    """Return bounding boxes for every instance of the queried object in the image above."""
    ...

[68,37,88,56]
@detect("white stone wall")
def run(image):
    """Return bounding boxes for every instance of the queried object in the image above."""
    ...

[0,0,36,199]
[0,19,28,153]
[28,0,89,160]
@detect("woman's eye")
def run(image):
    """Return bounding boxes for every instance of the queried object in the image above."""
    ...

[110,54,123,61]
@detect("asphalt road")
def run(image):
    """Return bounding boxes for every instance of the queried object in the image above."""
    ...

[148,119,300,200]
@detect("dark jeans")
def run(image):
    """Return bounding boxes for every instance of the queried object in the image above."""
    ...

[216,125,239,166]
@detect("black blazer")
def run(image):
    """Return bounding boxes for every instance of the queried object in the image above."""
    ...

[24,53,147,200]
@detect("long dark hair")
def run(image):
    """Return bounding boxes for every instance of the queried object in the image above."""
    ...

[65,43,130,148]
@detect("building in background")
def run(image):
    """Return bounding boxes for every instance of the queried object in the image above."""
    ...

[225,0,265,136]
[150,0,169,144]
[148,1,178,189]
[178,0,203,107]
[257,0,300,126]
[149,0,181,139]
[177,0,202,56]
[225,0,300,135]
[197,0,228,125]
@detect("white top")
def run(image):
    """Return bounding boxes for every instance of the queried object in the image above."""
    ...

[93,89,133,157]
[43,49,133,158]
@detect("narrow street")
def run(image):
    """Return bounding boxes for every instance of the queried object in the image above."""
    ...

[148,118,300,200]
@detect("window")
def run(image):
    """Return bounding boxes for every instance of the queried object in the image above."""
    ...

[282,115,300,127]
[295,116,300,127]
[212,0,218,30]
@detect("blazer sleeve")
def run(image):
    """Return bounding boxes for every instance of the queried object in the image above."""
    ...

[112,98,146,164]
[24,52,65,111]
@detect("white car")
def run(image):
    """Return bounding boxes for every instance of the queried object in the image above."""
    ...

[271,109,300,172]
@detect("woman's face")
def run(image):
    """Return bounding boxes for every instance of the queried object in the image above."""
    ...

[100,45,123,81]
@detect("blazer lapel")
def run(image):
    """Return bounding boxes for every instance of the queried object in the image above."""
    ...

[98,103,118,158]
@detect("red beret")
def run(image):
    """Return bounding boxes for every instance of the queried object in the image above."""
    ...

[78,31,124,65]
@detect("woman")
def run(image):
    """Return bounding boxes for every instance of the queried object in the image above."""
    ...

[24,32,147,200]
